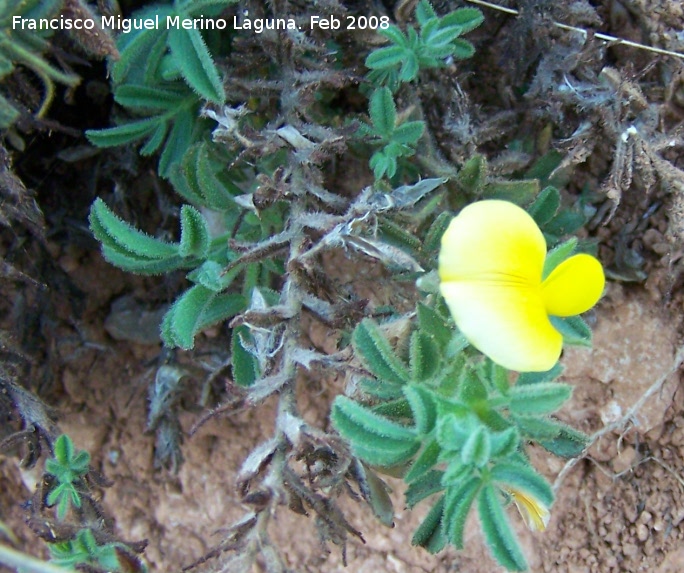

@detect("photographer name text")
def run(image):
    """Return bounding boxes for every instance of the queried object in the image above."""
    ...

[12,14,390,34]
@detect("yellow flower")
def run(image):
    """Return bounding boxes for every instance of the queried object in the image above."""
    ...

[507,488,550,532]
[438,200,604,372]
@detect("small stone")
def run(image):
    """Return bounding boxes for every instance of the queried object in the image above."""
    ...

[636,523,649,542]
[104,295,168,345]
[637,511,652,524]
[612,446,637,474]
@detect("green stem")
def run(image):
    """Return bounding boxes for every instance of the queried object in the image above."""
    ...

[3,38,80,86]
[0,543,76,573]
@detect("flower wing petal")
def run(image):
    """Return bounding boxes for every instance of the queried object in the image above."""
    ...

[542,254,605,317]
[510,490,550,532]
[440,281,562,372]
[438,200,546,284]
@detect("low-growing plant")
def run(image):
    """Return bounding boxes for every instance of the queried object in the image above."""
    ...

[26,435,148,573]
[56,0,607,571]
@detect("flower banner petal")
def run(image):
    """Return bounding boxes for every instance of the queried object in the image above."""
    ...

[440,281,562,372]
[541,254,605,317]
[438,200,546,285]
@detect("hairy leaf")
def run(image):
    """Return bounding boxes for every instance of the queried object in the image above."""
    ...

[411,494,446,553]
[167,26,225,103]
[508,382,572,415]
[478,485,527,571]
[352,319,410,384]
[179,205,210,258]
[443,475,481,548]
[369,87,396,138]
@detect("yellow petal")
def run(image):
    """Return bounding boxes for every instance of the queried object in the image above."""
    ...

[541,254,605,317]
[509,489,550,532]
[440,281,562,372]
[438,200,546,285]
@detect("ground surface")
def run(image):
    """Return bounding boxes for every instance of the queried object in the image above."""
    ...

[2,1,684,572]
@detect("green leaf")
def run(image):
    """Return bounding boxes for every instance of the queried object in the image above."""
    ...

[361,464,395,527]
[53,435,74,465]
[457,368,487,404]
[443,7,484,34]
[423,24,463,49]
[332,396,416,442]
[99,246,188,275]
[188,260,241,292]
[231,325,259,387]
[369,87,396,138]
[161,286,244,349]
[399,53,419,82]
[528,186,561,227]
[489,427,519,457]
[359,377,404,400]
[139,121,169,155]
[482,179,539,204]
[372,397,412,419]
[461,426,490,467]
[378,25,409,47]
[86,118,159,148]
[423,211,452,253]
[169,142,231,208]
[455,154,487,195]
[490,461,554,508]
[478,485,527,571]
[517,363,564,386]
[544,209,586,238]
[352,440,420,467]
[352,319,410,384]
[404,438,440,484]
[89,199,179,259]
[436,410,474,452]
[392,121,425,145]
[511,415,563,440]
[539,424,589,458]
[542,237,577,280]
[489,361,510,395]
[179,205,210,258]
[411,494,446,553]
[404,385,438,434]
[548,315,592,347]
[443,475,481,548]
[417,303,452,351]
[366,45,407,70]
[415,0,437,24]
[113,84,186,111]
[508,382,572,415]
[158,106,197,177]
[167,26,225,103]
[405,469,444,508]
[409,331,440,381]
[450,37,476,59]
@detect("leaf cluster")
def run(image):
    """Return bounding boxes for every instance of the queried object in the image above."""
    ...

[44,435,90,521]
[49,529,124,572]
[357,2,482,182]
[86,0,235,177]
[359,87,425,179]
[366,1,483,87]
[89,138,287,350]
[332,311,589,570]
[39,435,148,572]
